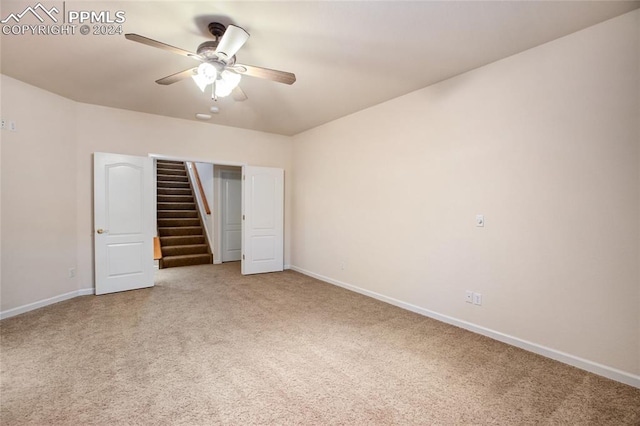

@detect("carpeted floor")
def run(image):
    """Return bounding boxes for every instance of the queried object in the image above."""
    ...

[1,263,639,425]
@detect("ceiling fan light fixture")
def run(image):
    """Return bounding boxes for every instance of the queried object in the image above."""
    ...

[214,70,242,98]
[198,62,217,81]
[222,70,241,87]
[192,73,209,92]
[192,62,218,92]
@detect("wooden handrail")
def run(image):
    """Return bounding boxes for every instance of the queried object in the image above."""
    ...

[153,237,162,260]
[190,162,211,215]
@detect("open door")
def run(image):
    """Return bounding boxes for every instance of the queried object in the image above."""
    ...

[241,166,284,275]
[94,153,155,295]
[221,168,242,262]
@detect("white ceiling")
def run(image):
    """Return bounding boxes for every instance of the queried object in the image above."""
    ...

[1,1,638,136]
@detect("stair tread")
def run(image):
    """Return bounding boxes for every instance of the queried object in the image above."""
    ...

[157,189,192,194]
[157,174,188,178]
[158,195,193,199]
[159,236,205,245]
[158,203,195,211]
[159,226,202,230]
[160,235,204,241]
[157,182,190,188]
[158,226,203,236]
[161,253,212,268]
[163,254,211,260]
[157,170,187,176]
[164,243,207,248]
[161,244,210,256]
[158,186,190,190]
[157,210,199,217]
[158,202,196,210]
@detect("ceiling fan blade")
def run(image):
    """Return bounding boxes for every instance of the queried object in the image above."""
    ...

[231,64,296,85]
[232,86,248,102]
[125,33,202,60]
[155,67,198,85]
[215,25,250,62]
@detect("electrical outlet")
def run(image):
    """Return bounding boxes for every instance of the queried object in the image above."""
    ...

[465,290,473,303]
[68,267,76,278]
[1,119,5,129]
[340,261,347,270]
[473,292,482,305]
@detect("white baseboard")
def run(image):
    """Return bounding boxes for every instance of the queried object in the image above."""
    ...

[1,287,95,320]
[289,265,640,389]
[284,264,291,270]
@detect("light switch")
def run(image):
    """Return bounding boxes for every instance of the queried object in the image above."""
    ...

[476,214,484,227]
[473,292,482,305]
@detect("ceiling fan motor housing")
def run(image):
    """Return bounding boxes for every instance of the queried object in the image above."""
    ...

[208,22,227,39]
[196,41,220,59]
[197,41,237,67]
[198,23,237,65]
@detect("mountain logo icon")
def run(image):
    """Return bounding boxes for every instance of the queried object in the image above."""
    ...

[1,3,60,24]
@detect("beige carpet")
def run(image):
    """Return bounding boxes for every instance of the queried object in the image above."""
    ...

[1,263,639,425]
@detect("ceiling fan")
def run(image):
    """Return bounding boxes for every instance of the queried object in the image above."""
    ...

[125,22,296,101]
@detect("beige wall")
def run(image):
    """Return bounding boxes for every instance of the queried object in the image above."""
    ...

[1,76,78,311]
[0,75,292,311]
[291,10,640,375]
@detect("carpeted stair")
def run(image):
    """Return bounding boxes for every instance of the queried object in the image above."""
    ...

[157,160,212,268]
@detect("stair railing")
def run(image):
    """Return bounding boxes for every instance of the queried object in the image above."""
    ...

[189,162,211,215]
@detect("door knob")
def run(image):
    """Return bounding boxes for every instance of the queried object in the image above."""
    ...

[96,229,108,234]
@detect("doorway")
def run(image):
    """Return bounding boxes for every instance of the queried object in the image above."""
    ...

[159,160,242,266]
[215,166,242,263]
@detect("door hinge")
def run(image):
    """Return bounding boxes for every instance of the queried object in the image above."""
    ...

[242,214,245,220]
[242,254,245,260]
[243,175,246,180]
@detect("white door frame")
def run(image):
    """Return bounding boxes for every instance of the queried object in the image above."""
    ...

[149,154,247,267]
[213,165,243,264]
[216,166,242,262]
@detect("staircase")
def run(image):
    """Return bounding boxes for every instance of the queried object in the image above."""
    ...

[156,160,212,268]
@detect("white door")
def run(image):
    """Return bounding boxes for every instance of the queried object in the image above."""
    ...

[221,169,242,262]
[94,152,155,295]
[241,166,284,275]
